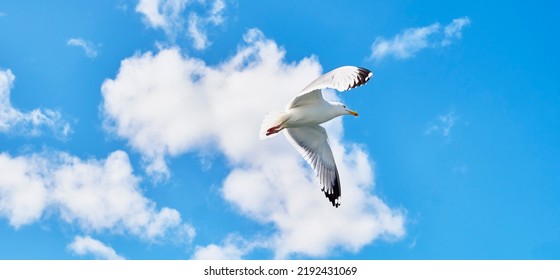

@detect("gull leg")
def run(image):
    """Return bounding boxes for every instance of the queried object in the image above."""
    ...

[266,124,283,136]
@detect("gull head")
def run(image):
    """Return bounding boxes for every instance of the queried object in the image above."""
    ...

[331,102,359,117]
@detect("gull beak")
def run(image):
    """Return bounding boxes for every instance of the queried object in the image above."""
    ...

[347,109,359,116]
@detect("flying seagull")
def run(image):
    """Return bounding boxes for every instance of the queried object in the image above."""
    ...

[259,66,373,207]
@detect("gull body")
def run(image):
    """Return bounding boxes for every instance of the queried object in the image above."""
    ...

[284,101,356,128]
[260,66,373,207]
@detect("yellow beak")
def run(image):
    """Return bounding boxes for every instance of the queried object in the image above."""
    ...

[347,109,359,116]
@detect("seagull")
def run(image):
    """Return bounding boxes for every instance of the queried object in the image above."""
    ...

[259,66,373,207]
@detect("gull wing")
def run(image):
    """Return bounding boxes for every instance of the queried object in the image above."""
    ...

[287,66,373,109]
[284,126,341,207]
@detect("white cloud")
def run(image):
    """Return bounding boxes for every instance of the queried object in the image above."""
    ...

[192,243,244,260]
[0,69,71,137]
[192,234,257,260]
[101,28,405,258]
[0,150,195,243]
[68,235,124,260]
[67,38,99,58]
[0,153,49,227]
[370,17,471,61]
[425,110,459,138]
[136,0,227,50]
[136,0,188,36]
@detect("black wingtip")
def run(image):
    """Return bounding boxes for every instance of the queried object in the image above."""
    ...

[357,67,373,82]
[349,67,373,90]
[325,192,341,208]
[322,170,342,208]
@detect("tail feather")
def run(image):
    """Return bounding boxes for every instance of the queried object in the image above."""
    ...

[259,111,288,139]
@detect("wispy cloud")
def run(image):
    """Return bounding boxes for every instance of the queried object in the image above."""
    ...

[187,0,226,50]
[115,0,129,12]
[370,16,471,61]
[187,14,208,50]
[452,163,469,174]
[442,17,471,46]
[0,69,71,138]
[67,38,99,58]
[68,236,124,260]
[136,0,227,50]
[101,28,405,258]
[371,23,441,60]
[425,110,459,138]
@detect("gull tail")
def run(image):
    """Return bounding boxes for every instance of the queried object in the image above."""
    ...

[259,111,288,139]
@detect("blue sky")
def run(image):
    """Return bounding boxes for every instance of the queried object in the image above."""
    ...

[0,0,559,260]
